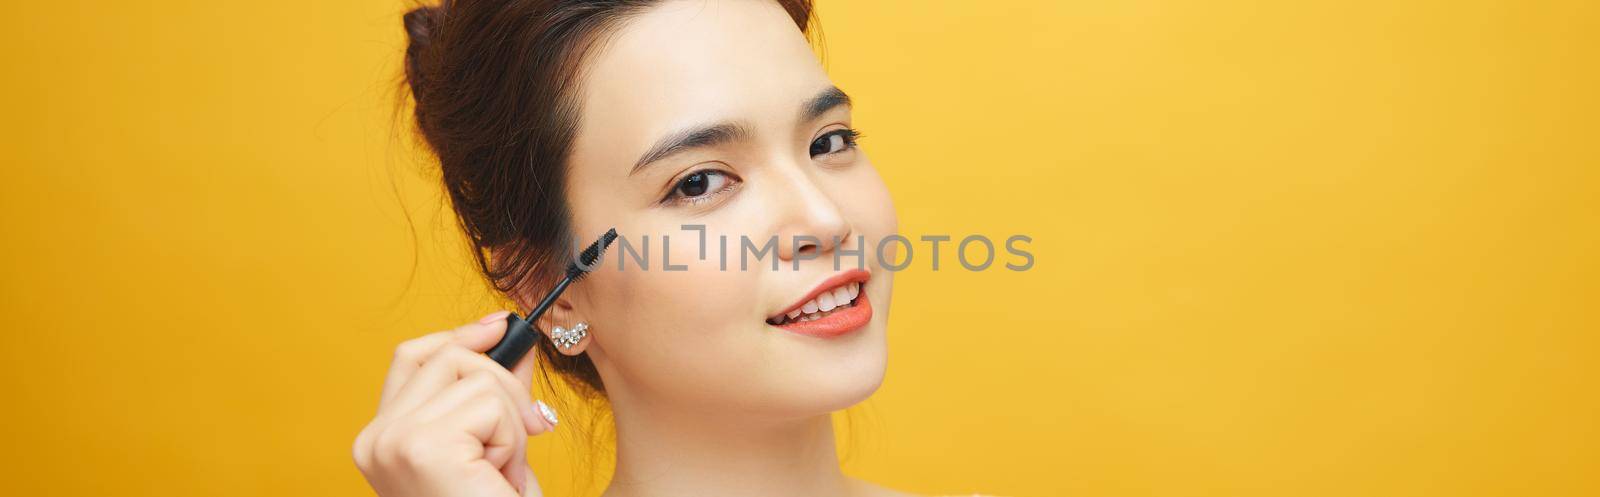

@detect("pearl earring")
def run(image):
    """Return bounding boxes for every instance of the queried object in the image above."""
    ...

[551,322,588,349]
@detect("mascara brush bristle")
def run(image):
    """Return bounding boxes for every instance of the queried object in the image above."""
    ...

[566,228,618,280]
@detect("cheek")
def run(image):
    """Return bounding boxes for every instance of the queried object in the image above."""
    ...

[841,158,897,343]
[843,157,899,246]
[591,248,770,393]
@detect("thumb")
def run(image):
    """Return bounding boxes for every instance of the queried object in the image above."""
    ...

[452,310,514,352]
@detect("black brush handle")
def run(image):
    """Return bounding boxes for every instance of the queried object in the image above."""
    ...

[486,312,538,369]
[485,275,573,369]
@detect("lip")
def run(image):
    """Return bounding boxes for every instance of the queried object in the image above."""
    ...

[768,269,873,339]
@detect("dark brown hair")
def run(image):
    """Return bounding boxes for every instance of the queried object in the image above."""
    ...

[401,0,818,397]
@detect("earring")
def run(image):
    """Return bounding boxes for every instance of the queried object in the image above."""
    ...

[551,322,588,350]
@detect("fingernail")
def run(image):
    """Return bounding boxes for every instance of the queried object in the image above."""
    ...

[479,310,511,324]
[536,399,559,427]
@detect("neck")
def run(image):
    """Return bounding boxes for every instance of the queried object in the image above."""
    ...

[602,401,850,497]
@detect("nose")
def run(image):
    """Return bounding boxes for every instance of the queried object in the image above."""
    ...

[771,166,852,263]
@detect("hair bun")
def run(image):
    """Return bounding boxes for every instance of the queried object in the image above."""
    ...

[402,5,441,102]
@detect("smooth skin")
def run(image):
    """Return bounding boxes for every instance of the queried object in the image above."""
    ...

[356,1,913,496]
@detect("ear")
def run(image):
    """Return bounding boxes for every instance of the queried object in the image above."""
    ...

[535,293,592,355]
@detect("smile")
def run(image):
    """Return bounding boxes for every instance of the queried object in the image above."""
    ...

[766,269,873,338]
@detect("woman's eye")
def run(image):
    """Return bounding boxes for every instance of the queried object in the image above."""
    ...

[665,169,734,204]
[809,128,861,157]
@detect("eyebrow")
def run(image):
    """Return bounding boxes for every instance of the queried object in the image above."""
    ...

[800,86,852,124]
[629,86,853,176]
[630,121,751,175]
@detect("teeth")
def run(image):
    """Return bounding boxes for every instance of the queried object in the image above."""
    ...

[832,285,852,305]
[768,281,865,325]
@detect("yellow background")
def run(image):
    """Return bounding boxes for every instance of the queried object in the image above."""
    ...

[2,0,1596,495]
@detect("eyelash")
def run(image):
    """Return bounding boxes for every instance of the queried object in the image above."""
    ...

[661,169,740,206]
[658,127,865,206]
[811,128,863,157]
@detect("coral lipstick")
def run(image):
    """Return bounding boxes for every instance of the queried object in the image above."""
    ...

[768,269,872,338]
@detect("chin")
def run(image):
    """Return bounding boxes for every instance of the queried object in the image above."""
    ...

[766,321,889,417]
[819,360,886,413]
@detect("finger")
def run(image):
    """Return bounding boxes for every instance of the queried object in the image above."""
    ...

[453,310,514,352]
[503,331,552,433]
[387,345,547,434]
[533,399,558,432]
[420,393,523,471]
[379,331,453,405]
[505,439,528,496]
[481,395,525,471]
[380,311,512,407]
[510,347,537,390]
[407,371,527,470]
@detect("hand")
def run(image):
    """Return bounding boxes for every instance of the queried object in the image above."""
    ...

[353,311,557,497]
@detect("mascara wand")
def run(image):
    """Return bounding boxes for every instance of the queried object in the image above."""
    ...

[486,228,618,369]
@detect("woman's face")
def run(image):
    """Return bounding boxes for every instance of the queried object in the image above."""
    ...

[553,0,897,421]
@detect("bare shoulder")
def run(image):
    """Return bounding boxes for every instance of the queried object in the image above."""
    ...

[848,478,919,497]
[847,477,1001,497]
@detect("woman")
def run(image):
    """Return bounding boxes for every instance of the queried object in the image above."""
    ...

[353,1,981,496]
